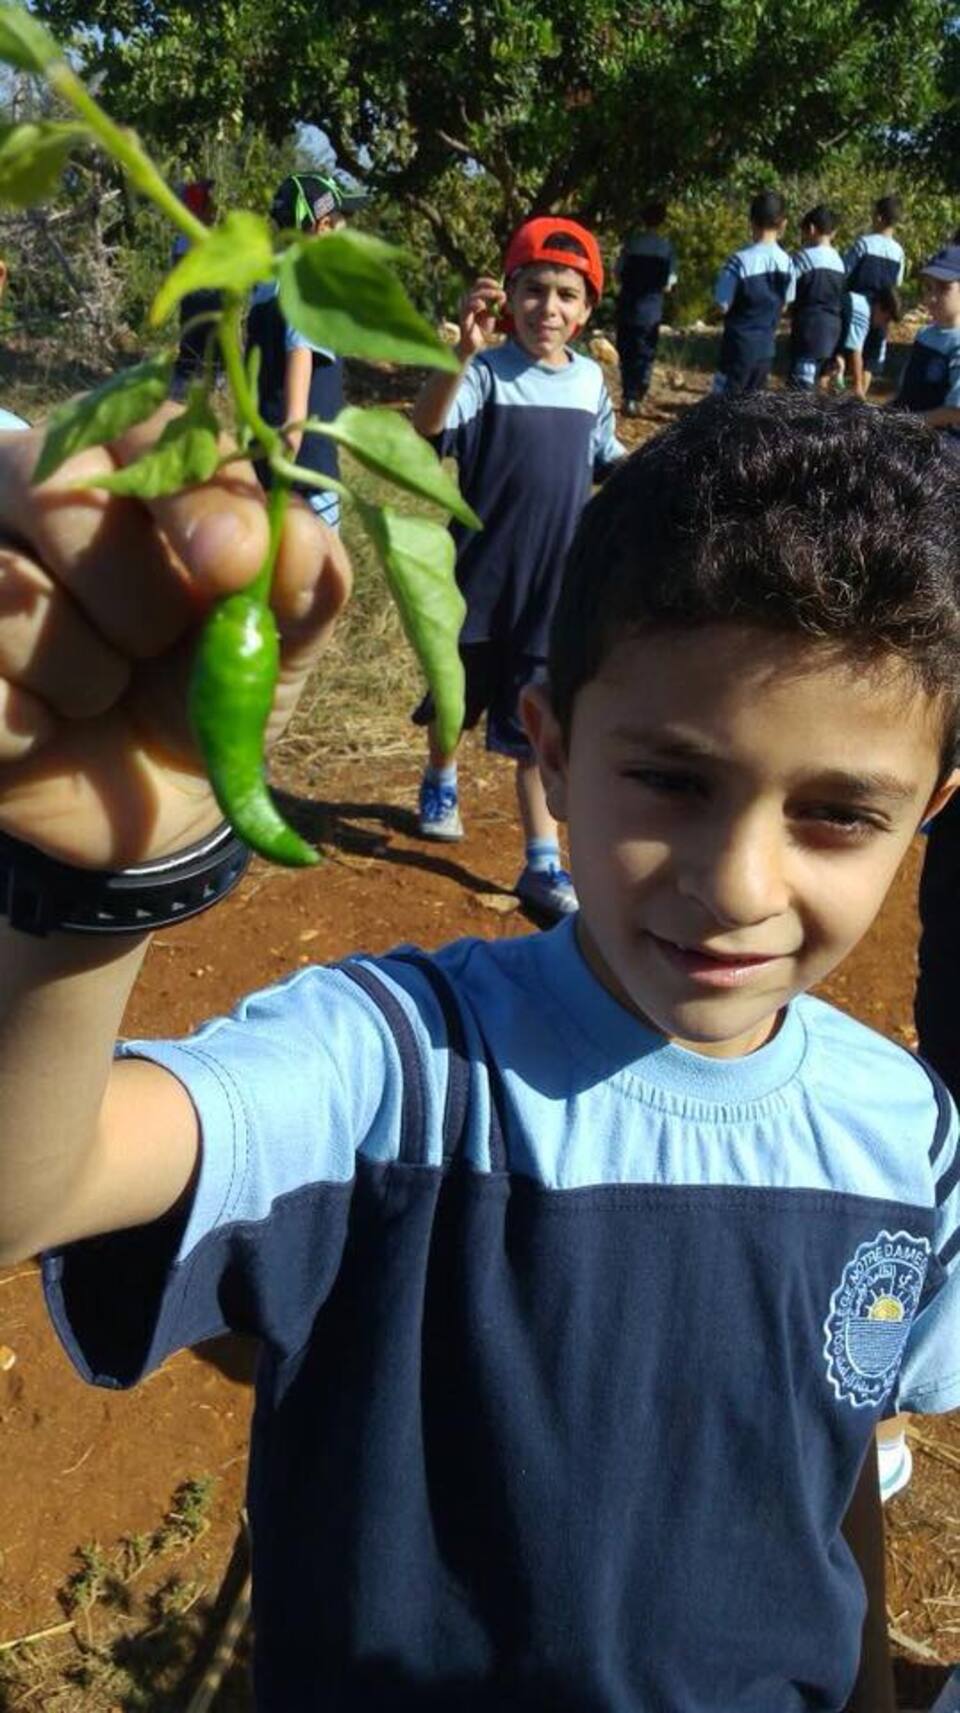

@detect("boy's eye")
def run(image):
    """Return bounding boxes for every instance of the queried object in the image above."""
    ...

[796,804,884,839]
[623,767,704,797]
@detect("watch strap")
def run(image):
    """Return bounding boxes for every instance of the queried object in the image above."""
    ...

[0,822,251,936]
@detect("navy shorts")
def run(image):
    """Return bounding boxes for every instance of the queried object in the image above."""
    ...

[412,643,545,759]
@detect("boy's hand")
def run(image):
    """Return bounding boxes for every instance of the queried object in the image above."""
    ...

[0,406,351,868]
[456,276,506,361]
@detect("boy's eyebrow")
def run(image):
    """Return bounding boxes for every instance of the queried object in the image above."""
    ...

[610,730,919,800]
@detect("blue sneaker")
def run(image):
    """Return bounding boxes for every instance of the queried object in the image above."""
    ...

[418,777,464,841]
[515,863,578,921]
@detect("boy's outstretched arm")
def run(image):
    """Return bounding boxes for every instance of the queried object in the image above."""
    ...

[0,415,350,1264]
[411,275,503,437]
[840,1436,896,1713]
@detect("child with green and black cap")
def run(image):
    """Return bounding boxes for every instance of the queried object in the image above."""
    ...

[247,172,366,531]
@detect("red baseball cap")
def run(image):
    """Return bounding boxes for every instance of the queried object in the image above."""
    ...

[502,217,604,302]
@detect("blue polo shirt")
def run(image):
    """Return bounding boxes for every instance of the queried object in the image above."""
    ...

[43,920,960,1711]
[615,232,678,325]
[714,240,795,367]
[790,243,846,361]
[843,234,905,300]
[897,324,960,447]
[434,340,624,656]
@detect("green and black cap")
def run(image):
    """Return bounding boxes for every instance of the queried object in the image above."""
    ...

[270,172,367,231]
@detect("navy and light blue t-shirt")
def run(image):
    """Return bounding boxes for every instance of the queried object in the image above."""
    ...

[247,279,342,529]
[714,240,795,367]
[790,243,846,361]
[615,231,677,325]
[435,340,624,657]
[44,920,960,1711]
[897,323,960,449]
[843,233,905,300]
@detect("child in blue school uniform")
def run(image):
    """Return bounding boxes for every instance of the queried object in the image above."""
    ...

[789,204,846,390]
[835,285,902,397]
[410,216,625,921]
[843,194,906,393]
[614,199,678,416]
[3,395,960,1710]
[894,244,960,454]
[246,171,366,532]
[712,189,795,396]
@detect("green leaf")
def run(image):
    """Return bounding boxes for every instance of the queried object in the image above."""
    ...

[306,406,480,530]
[277,230,459,372]
[74,393,221,499]
[0,5,60,72]
[355,500,465,753]
[0,122,84,207]
[150,211,275,326]
[33,353,175,484]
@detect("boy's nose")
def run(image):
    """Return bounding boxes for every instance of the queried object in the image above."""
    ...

[678,809,791,929]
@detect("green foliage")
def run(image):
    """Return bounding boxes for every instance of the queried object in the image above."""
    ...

[355,499,466,756]
[32,351,173,481]
[311,405,481,528]
[30,0,958,276]
[0,1,59,72]
[150,209,274,324]
[276,229,459,370]
[0,119,84,204]
[78,388,221,495]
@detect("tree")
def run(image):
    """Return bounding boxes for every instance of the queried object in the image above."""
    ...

[34,0,955,272]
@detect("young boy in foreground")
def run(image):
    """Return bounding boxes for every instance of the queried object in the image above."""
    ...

[0,394,958,1710]
[410,216,624,920]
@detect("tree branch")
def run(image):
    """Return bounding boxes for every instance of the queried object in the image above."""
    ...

[406,194,476,277]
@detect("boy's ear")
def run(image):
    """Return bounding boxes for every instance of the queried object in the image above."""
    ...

[520,683,569,822]
[920,767,960,828]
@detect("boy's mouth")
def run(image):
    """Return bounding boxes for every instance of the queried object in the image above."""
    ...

[648,933,785,988]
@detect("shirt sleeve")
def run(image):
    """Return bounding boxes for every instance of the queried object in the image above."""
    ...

[714,255,740,312]
[284,322,336,363]
[894,1081,960,1413]
[591,378,627,475]
[843,239,864,277]
[432,357,492,461]
[41,964,445,1389]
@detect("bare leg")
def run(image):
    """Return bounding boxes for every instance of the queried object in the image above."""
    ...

[515,756,557,846]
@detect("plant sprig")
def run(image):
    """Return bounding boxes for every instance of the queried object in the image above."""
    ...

[0,1,473,860]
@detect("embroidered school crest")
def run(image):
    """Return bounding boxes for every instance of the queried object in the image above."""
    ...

[823,1229,930,1408]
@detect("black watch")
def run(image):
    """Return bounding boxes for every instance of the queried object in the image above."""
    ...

[0,821,251,936]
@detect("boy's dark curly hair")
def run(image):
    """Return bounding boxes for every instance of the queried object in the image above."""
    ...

[549,393,960,768]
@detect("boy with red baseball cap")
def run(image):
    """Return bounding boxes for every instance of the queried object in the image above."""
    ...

[412,216,624,920]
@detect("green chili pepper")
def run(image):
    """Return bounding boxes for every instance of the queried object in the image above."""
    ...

[187,487,318,867]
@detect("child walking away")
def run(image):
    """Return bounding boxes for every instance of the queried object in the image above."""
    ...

[836,286,901,398]
[789,205,846,390]
[843,194,905,393]
[712,189,794,397]
[3,394,960,1709]
[893,244,960,456]
[411,216,625,921]
[614,200,677,416]
[246,172,366,531]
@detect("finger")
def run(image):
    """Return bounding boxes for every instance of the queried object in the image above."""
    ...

[0,427,199,659]
[108,402,271,597]
[0,547,130,718]
[0,676,57,760]
[271,500,352,674]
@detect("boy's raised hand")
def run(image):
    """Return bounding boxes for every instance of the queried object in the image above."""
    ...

[456,276,506,361]
[0,406,351,869]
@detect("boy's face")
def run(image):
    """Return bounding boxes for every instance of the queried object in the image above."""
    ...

[506,264,591,365]
[525,625,955,1058]
[921,274,960,327]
